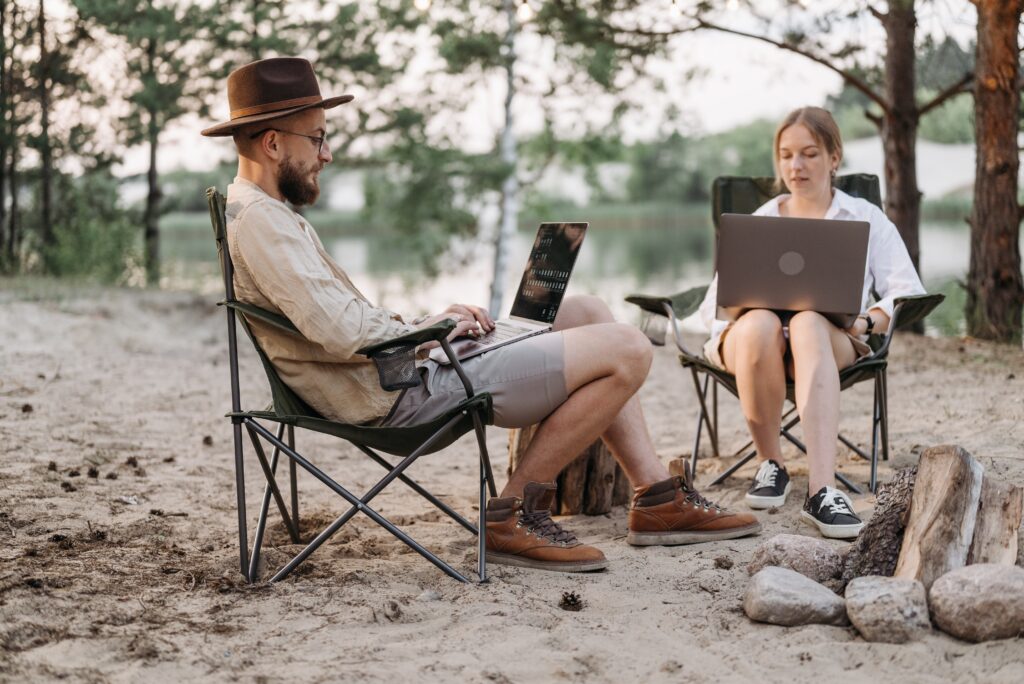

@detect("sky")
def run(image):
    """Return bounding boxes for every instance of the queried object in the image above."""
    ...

[101,0,977,178]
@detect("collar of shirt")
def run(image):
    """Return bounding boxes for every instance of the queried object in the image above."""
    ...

[228,176,317,246]
[765,188,861,221]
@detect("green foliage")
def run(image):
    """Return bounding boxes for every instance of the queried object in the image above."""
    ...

[626,120,775,203]
[919,92,974,144]
[34,168,139,283]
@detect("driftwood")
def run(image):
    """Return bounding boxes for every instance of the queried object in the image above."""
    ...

[967,476,1024,565]
[839,465,917,593]
[508,426,631,515]
[894,445,984,589]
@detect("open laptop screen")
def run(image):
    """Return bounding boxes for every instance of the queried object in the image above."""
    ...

[509,222,588,323]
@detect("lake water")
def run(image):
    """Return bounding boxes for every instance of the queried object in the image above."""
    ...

[163,211,980,336]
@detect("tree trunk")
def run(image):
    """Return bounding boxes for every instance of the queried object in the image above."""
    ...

[0,0,8,271]
[144,108,161,286]
[965,0,1024,343]
[879,2,923,301]
[508,425,631,515]
[37,0,54,261]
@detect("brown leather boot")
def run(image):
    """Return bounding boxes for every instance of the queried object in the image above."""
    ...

[627,467,761,546]
[486,482,609,573]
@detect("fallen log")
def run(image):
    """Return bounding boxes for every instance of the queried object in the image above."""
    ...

[894,445,984,589]
[967,476,1023,565]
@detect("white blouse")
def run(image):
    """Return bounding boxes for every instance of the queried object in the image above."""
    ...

[697,188,926,354]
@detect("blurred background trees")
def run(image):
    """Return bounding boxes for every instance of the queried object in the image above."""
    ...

[1,0,1021,342]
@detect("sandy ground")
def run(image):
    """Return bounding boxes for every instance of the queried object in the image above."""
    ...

[1,282,1023,683]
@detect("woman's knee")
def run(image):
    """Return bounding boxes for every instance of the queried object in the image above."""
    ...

[731,309,785,351]
[788,311,832,344]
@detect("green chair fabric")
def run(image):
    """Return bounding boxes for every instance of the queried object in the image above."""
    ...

[626,174,944,493]
[207,187,496,584]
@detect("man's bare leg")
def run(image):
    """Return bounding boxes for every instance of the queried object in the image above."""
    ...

[501,295,669,497]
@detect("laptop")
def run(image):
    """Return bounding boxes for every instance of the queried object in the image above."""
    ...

[430,221,588,363]
[716,213,869,329]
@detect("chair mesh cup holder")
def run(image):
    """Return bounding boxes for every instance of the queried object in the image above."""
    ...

[371,343,422,391]
[639,311,668,347]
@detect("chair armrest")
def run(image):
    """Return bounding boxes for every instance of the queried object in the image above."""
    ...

[221,300,300,334]
[866,293,946,360]
[626,285,708,320]
[357,319,456,357]
[625,286,709,358]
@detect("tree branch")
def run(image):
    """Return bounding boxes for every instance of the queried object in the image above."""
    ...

[918,72,974,116]
[693,18,889,112]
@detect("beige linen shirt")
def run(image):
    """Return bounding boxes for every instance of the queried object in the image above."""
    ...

[226,177,415,424]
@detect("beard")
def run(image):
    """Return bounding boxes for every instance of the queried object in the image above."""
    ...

[277,156,320,206]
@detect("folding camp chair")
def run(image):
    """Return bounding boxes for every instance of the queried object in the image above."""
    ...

[207,188,497,584]
[627,174,944,494]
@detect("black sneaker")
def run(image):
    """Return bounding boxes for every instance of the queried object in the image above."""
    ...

[745,459,791,509]
[801,486,864,539]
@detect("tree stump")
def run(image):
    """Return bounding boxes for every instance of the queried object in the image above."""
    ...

[508,425,631,515]
[894,445,984,589]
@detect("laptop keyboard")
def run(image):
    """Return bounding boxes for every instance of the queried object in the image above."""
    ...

[472,320,533,346]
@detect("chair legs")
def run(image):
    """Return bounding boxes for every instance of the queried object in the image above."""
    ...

[231,411,494,584]
[700,371,877,493]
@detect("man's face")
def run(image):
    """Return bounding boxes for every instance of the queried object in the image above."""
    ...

[275,108,331,207]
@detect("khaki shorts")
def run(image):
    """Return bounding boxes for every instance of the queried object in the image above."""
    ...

[381,331,568,429]
[703,314,871,371]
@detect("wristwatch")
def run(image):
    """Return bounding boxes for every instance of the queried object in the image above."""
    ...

[860,313,875,335]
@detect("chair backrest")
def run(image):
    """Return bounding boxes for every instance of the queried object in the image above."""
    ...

[710,173,882,233]
[207,187,321,419]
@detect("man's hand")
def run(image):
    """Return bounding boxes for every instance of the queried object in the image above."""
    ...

[415,304,495,350]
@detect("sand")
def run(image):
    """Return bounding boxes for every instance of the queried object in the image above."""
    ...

[1,282,1023,683]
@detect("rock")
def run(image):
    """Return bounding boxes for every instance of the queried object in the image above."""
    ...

[748,534,843,583]
[845,576,930,643]
[744,566,848,627]
[929,564,1024,642]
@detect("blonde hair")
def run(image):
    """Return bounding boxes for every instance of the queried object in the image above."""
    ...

[772,107,843,192]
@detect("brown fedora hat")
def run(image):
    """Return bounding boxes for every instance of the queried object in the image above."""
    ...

[201,57,353,137]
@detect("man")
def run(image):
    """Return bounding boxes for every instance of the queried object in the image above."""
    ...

[202,57,760,574]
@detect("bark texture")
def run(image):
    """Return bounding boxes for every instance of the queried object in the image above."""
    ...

[966,0,1024,342]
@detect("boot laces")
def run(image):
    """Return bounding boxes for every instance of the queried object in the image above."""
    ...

[679,477,724,511]
[520,509,577,544]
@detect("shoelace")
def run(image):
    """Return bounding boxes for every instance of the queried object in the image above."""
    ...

[819,488,855,516]
[678,477,724,511]
[754,461,779,488]
[520,509,577,544]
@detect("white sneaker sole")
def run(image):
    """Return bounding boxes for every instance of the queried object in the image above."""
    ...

[800,510,864,539]
[745,481,791,509]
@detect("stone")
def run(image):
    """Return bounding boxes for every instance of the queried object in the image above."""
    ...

[747,534,843,583]
[416,589,442,602]
[929,564,1024,642]
[744,566,848,627]
[845,576,931,643]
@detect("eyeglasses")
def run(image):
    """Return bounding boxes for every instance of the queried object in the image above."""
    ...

[249,127,327,155]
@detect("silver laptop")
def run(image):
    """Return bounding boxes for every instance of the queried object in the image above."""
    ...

[716,213,869,329]
[430,222,588,363]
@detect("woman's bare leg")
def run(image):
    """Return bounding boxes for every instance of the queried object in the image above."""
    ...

[721,309,788,464]
[787,311,857,494]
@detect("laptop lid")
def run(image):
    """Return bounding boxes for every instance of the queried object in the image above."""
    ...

[509,222,588,324]
[716,213,869,324]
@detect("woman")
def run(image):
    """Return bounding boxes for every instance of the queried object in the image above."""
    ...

[697,106,925,539]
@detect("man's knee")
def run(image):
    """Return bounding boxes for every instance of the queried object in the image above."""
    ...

[554,294,614,329]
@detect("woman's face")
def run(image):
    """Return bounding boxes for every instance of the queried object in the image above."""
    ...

[777,123,838,199]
